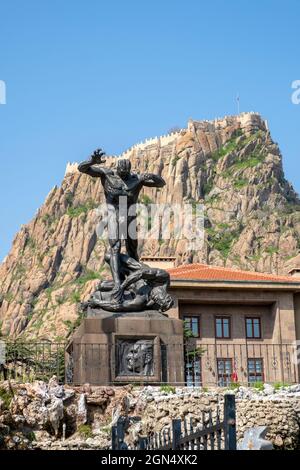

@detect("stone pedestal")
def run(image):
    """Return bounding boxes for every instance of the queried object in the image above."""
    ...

[67,309,184,386]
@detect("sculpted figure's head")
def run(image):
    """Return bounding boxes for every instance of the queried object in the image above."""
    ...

[150,287,174,313]
[126,340,153,374]
[117,159,131,179]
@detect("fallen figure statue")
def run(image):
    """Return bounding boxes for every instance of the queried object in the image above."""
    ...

[82,253,174,314]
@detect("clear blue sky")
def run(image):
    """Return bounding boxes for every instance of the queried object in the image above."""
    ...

[0,0,299,260]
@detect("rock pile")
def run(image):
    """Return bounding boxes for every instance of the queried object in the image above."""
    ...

[1,379,300,450]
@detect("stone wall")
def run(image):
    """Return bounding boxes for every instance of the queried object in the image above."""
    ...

[1,379,300,450]
[134,386,300,450]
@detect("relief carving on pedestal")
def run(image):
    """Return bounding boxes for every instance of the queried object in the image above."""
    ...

[116,339,154,377]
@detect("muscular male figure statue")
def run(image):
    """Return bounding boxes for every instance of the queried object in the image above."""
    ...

[78,148,165,299]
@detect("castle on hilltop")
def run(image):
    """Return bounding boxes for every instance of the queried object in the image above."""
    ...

[65,112,268,176]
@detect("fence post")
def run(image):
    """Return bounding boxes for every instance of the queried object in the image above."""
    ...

[111,418,128,450]
[138,437,148,450]
[111,425,118,450]
[172,419,182,450]
[224,394,236,450]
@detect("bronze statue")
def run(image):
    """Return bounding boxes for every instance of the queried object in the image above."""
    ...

[78,148,174,314]
[78,149,165,301]
[84,253,174,313]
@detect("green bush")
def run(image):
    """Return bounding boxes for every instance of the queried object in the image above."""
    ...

[0,388,13,410]
[265,245,279,255]
[159,385,176,394]
[41,213,57,226]
[67,200,98,218]
[26,431,36,442]
[233,153,264,171]
[233,178,248,189]
[139,194,153,205]
[252,381,264,392]
[229,382,240,390]
[171,155,181,166]
[78,424,93,439]
[76,269,103,285]
[210,131,243,161]
[70,291,81,303]
[274,382,290,391]
[203,181,213,196]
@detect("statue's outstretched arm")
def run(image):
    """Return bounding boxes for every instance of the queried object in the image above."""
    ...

[78,148,110,177]
[140,173,166,188]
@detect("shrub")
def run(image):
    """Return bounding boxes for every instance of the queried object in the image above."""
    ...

[203,182,213,196]
[67,200,98,218]
[265,245,279,255]
[171,155,181,166]
[139,194,153,205]
[70,291,81,303]
[233,178,248,189]
[78,424,93,439]
[159,385,176,394]
[210,131,242,161]
[183,320,196,339]
[101,426,111,435]
[0,388,13,410]
[65,191,74,206]
[56,294,68,305]
[252,381,264,392]
[75,269,103,285]
[41,213,57,226]
[233,153,264,171]
[229,382,240,390]
[274,382,290,391]
[26,431,36,442]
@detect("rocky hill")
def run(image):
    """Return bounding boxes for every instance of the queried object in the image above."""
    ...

[1,112,300,339]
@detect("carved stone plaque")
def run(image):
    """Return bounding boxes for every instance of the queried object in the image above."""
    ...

[115,338,154,377]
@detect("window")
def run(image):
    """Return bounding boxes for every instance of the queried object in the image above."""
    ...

[217,358,232,387]
[246,317,261,339]
[184,316,200,338]
[248,358,264,383]
[185,356,202,387]
[215,317,230,339]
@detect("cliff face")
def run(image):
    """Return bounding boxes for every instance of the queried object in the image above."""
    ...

[1,112,300,339]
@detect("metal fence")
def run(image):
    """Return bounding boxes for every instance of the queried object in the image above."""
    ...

[112,394,236,450]
[185,342,298,386]
[0,340,298,386]
[68,341,299,386]
[0,341,66,383]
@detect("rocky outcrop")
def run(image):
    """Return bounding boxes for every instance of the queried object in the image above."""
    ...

[1,381,300,450]
[0,112,300,338]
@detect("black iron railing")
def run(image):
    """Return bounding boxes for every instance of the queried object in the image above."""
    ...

[0,340,298,386]
[0,341,66,383]
[184,342,298,386]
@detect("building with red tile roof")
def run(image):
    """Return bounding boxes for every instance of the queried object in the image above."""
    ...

[168,263,300,284]
[162,262,300,387]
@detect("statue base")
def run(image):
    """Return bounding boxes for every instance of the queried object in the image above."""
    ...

[67,308,184,386]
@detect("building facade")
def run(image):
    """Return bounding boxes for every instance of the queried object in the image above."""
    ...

[167,263,300,387]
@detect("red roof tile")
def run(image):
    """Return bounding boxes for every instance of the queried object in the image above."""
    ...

[167,263,299,283]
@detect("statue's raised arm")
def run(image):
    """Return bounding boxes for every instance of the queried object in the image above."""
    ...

[78,148,110,177]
